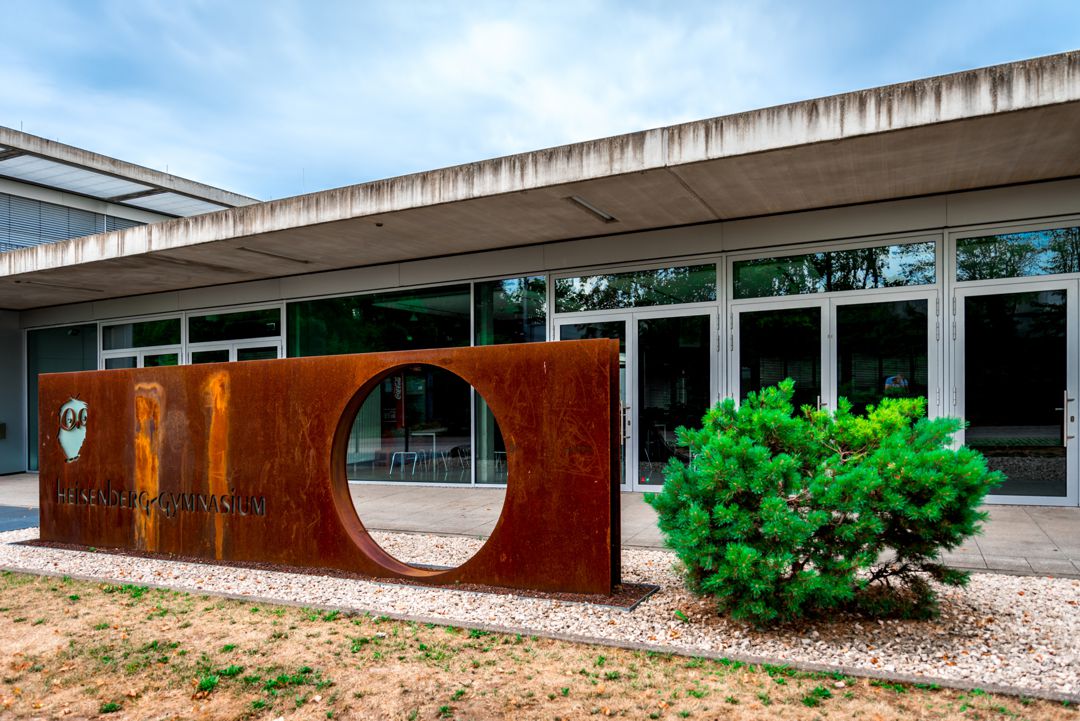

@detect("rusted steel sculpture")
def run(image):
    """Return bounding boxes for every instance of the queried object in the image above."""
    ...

[38,341,621,594]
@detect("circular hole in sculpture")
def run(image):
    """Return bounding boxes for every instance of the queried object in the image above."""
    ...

[344,363,508,569]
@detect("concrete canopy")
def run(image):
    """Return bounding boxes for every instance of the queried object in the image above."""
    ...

[2,51,1079,310]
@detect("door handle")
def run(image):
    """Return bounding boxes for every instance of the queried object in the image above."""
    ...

[1061,390,1075,448]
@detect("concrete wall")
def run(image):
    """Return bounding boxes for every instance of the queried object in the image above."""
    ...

[0,310,22,473]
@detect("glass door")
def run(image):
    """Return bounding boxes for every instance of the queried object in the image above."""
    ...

[733,293,940,418]
[955,281,1078,505]
[634,310,717,489]
[731,300,828,411]
[557,309,718,491]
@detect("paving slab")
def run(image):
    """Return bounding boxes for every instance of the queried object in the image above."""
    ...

[983,555,1034,573]
[940,552,988,569]
[1027,558,1080,575]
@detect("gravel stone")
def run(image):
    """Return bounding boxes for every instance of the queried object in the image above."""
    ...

[1,527,1077,697]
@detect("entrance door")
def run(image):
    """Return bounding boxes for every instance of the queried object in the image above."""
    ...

[556,309,717,491]
[189,340,282,364]
[733,293,939,416]
[954,281,1079,505]
[634,310,717,489]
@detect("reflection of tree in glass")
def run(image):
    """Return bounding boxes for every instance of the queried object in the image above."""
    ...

[957,227,1080,281]
[733,243,935,299]
[556,265,715,312]
[475,277,546,345]
[122,319,180,348]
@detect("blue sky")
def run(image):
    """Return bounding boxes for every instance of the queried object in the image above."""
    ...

[1,1,1078,200]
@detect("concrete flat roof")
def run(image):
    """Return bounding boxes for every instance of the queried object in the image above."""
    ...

[0,126,259,215]
[2,51,1079,310]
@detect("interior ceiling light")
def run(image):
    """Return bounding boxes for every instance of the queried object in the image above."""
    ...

[566,195,618,223]
[238,246,311,265]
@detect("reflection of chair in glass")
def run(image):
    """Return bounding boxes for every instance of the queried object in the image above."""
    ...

[447,445,471,479]
[388,451,419,477]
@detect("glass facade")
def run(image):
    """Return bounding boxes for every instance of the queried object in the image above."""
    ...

[956,227,1080,281]
[26,324,98,471]
[17,223,1079,503]
[733,242,935,299]
[555,264,716,313]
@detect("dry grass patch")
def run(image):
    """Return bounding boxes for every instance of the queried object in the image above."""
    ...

[0,571,1074,720]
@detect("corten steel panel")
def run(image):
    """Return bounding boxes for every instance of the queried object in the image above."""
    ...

[38,340,621,595]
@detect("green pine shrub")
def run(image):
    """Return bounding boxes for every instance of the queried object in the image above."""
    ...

[646,379,1002,626]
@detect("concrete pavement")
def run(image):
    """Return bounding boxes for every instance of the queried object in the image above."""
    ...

[2,473,1077,577]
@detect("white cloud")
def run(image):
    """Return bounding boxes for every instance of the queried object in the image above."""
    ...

[0,0,1076,199]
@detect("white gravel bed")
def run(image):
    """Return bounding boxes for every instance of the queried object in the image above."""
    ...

[1,528,1077,698]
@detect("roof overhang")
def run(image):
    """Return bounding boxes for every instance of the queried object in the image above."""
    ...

[2,51,1079,310]
[0,126,259,217]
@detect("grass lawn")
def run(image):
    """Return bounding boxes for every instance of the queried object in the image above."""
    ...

[0,571,1074,720]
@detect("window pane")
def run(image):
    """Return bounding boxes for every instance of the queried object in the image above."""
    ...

[733,242,936,299]
[965,291,1068,497]
[102,318,181,350]
[237,346,278,362]
[105,356,136,369]
[286,286,470,357]
[836,300,928,416]
[739,308,821,410]
[637,315,712,486]
[144,353,179,367]
[189,308,280,343]
[191,349,229,364]
[554,264,716,313]
[26,324,98,471]
[956,227,1080,281]
[474,277,546,345]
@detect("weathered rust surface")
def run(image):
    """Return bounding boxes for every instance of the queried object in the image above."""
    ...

[38,341,621,595]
